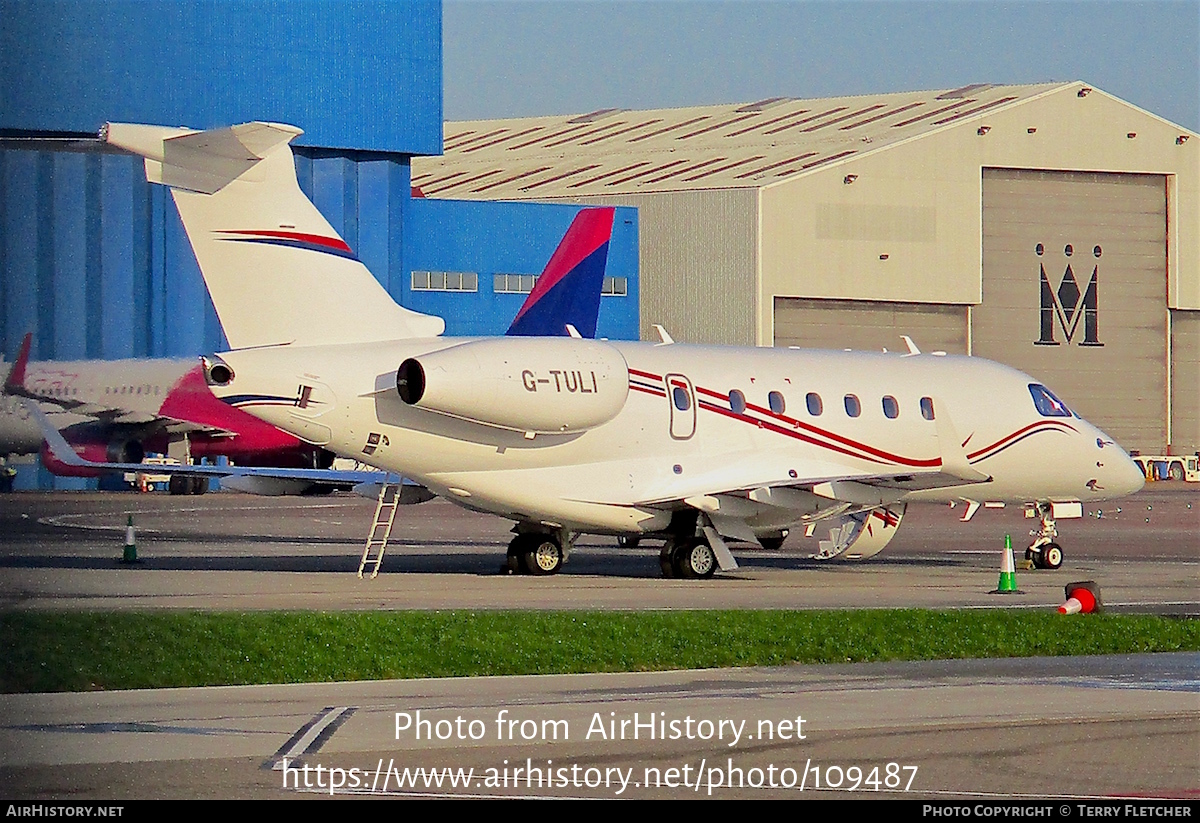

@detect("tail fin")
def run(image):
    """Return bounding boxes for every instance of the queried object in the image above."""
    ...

[505,207,615,338]
[3,333,32,395]
[103,122,445,349]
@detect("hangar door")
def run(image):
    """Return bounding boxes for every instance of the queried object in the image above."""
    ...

[973,169,1167,452]
[773,298,968,354]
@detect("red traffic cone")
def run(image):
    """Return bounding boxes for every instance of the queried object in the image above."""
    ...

[1058,580,1102,614]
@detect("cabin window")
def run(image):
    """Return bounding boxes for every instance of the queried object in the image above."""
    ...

[806,392,823,416]
[882,395,899,419]
[729,389,746,414]
[768,391,786,415]
[1028,384,1072,417]
[920,396,935,421]
[844,394,861,418]
[672,386,691,412]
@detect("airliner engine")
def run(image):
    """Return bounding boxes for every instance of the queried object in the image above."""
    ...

[396,338,629,434]
[813,504,907,561]
[39,433,147,477]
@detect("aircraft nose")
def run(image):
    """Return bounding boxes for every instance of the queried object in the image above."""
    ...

[1093,432,1144,497]
[1114,452,1145,497]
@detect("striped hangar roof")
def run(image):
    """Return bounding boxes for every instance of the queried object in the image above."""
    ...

[412,82,1070,199]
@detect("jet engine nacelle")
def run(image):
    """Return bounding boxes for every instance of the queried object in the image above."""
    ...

[396,338,629,434]
[40,435,146,478]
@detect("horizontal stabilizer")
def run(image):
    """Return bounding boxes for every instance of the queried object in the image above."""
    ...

[104,122,302,195]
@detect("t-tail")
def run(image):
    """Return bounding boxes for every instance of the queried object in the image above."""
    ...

[102,122,445,349]
[505,207,615,338]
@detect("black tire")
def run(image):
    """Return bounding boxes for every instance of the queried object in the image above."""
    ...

[659,543,677,578]
[524,537,563,575]
[1041,542,1064,570]
[675,538,716,579]
[617,535,641,549]
[168,475,189,495]
[759,535,786,551]
[191,477,209,495]
[506,535,527,574]
[1169,462,1186,482]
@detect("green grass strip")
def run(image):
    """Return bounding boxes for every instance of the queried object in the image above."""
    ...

[2,609,1197,693]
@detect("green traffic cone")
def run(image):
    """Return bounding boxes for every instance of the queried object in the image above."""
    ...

[991,534,1022,594]
[122,515,138,563]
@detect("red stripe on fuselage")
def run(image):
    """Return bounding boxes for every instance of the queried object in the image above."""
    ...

[967,420,1076,460]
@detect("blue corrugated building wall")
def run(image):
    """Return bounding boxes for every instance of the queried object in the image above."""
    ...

[0,1,639,489]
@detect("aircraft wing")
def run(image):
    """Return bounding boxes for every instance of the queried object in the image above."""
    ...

[582,401,991,509]
[19,397,400,489]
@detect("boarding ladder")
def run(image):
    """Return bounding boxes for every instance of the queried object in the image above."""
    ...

[358,476,402,579]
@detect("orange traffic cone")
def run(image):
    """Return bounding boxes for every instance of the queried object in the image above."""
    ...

[1058,581,1102,614]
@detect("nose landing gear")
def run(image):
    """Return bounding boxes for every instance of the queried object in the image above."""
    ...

[1026,502,1065,570]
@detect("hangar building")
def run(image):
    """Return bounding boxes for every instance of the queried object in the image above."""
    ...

[413,82,1200,455]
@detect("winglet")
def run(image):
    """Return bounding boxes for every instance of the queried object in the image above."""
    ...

[3,333,32,395]
[506,207,615,338]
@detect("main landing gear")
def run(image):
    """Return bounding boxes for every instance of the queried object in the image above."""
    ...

[659,535,717,579]
[506,531,566,575]
[1026,502,1065,570]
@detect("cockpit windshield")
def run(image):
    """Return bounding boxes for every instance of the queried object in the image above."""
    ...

[1028,384,1072,417]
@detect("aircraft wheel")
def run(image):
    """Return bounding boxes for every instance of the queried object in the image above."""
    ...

[525,536,563,575]
[506,535,527,574]
[675,538,716,579]
[759,535,786,551]
[191,477,209,495]
[617,535,641,549]
[1041,542,1064,570]
[659,543,677,578]
[168,475,189,495]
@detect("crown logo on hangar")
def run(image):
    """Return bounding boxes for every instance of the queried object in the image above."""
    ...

[1033,243,1104,348]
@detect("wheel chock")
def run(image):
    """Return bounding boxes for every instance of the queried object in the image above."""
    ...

[121,514,138,563]
[1058,580,1102,614]
[991,534,1024,594]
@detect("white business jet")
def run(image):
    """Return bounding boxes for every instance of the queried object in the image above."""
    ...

[98,121,1145,578]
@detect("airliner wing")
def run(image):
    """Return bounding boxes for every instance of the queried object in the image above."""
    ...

[19,397,393,488]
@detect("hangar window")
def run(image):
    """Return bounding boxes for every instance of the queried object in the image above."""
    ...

[882,395,899,419]
[729,389,747,414]
[920,397,935,421]
[806,392,823,416]
[602,276,628,296]
[844,394,861,418]
[768,391,786,415]
[1028,384,1072,417]
[412,271,478,292]
[494,273,538,294]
